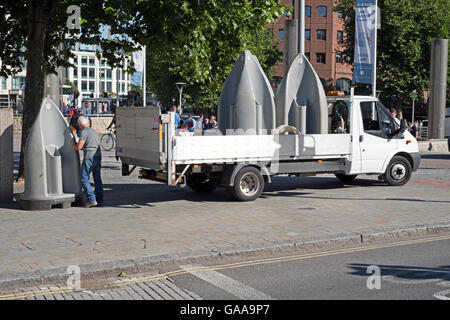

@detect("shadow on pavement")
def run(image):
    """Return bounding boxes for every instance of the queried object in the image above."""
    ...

[347,263,450,282]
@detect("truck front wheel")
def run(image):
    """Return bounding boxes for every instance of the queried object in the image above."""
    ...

[384,156,412,186]
[230,166,264,201]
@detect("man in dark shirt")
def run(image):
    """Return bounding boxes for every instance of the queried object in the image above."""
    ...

[71,116,104,207]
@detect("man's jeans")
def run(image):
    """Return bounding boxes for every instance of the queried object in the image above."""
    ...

[80,156,103,203]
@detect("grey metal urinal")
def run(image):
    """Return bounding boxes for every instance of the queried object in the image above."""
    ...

[20,98,82,210]
[275,53,328,134]
[218,50,276,134]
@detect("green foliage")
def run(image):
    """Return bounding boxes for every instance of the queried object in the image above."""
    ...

[334,0,450,104]
[132,0,289,108]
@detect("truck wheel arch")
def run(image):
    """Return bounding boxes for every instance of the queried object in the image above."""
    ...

[222,163,271,187]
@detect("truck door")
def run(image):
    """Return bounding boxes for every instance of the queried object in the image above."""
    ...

[359,101,398,173]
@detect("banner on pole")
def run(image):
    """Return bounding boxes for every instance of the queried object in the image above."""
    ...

[131,48,144,87]
[353,0,376,84]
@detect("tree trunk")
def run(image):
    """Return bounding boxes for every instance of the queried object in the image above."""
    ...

[17,0,53,181]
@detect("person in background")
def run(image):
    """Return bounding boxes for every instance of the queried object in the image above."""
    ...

[209,115,217,129]
[408,121,418,138]
[195,114,204,131]
[71,116,103,208]
[185,114,195,132]
[390,107,400,124]
[203,117,210,131]
[172,105,181,129]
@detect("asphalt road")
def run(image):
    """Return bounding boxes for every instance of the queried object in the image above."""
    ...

[4,235,449,300]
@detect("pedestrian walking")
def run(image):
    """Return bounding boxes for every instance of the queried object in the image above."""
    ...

[71,116,104,208]
[195,114,204,131]
[209,115,217,129]
[185,115,195,132]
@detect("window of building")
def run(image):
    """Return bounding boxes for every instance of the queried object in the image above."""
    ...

[106,69,112,79]
[73,56,78,65]
[279,29,285,39]
[305,52,310,61]
[337,31,344,43]
[317,6,327,17]
[305,29,310,40]
[89,56,95,66]
[335,78,351,93]
[100,59,106,66]
[81,68,87,79]
[317,29,326,40]
[12,76,25,90]
[106,82,112,92]
[316,53,326,64]
[337,11,342,18]
[81,81,87,92]
[306,6,311,17]
[81,56,87,65]
[73,67,78,78]
[336,54,342,63]
[99,69,105,79]
[89,68,95,79]
[100,82,105,92]
[122,71,125,81]
[1,77,6,90]
[89,82,94,92]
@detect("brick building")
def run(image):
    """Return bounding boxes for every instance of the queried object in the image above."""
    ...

[270,0,353,94]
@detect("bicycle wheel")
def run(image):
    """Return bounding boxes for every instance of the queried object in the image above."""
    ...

[100,133,115,151]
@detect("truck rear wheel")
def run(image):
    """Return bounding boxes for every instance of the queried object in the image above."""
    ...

[384,156,412,186]
[230,166,264,201]
[186,175,216,193]
[335,174,357,182]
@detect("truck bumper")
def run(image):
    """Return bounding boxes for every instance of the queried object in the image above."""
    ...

[411,152,421,172]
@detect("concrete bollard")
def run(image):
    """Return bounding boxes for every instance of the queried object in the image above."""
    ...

[0,108,13,202]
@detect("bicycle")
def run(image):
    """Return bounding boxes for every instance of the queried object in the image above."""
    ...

[100,128,116,151]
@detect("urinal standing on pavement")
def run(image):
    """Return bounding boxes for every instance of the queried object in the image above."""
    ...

[275,53,328,134]
[19,98,82,210]
[218,51,276,135]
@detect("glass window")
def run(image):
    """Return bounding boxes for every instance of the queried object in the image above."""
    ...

[106,69,112,79]
[89,68,95,79]
[81,81,87,92]
[337,11,342,18]
[1,77,6,90]
[306,6,311,17]
[318,6,327,17]
[305,52,310,61]
[100,59,106,66]
[279,29,285,39]
[81,68,87,79]
[317,29,326,40]
[335,78,351,93]
[12,76,25,90]
[73,56,78,65]
[337,31,344,43]
[361,101,396,137]
[89,56,95,66]
[81,56,87,65]
[73,67,78,78]
[316,53,326,64]
[305,29,310,40]
[99,69,105,79]
[89,82,94,92]
[336,54,342,63]
[106,82,112,92]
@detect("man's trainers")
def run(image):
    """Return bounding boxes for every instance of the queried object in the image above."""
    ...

[97,201,104,207]
[83,201,98,208]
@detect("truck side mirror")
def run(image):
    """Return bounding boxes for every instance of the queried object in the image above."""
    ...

[400,119,407,133]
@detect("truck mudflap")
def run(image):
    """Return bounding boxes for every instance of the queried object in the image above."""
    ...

[410,152,421,172]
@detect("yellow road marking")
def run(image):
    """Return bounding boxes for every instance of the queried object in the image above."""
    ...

[1,234,449,299]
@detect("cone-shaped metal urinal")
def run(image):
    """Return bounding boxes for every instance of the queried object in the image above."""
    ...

[275,53,328,134]
[20,98,82,210]
[218,51,276,134]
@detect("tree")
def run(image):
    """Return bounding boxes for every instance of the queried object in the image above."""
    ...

[132,1,289,108]
[334,0,449,106]
[0,1,138,180]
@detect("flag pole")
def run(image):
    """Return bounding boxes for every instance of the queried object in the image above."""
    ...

[143,45,146,107]
[372,0,378,97]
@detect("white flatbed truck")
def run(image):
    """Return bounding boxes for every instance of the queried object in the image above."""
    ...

[116,95,421,201]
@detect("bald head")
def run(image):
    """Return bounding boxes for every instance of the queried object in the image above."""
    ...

[77,116,90,129]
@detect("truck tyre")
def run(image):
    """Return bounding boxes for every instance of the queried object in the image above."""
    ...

[231,166,264,201]
[384,156,412,186]
[186,175,216,193]
[335,174,357,182]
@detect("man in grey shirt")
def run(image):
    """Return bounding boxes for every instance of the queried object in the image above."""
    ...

[72,116,104,207]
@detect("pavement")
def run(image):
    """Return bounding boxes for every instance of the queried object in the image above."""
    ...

[0,134,449,290]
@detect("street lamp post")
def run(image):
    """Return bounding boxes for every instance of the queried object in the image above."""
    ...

[175,82,186,115]
[410,90,417,123]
